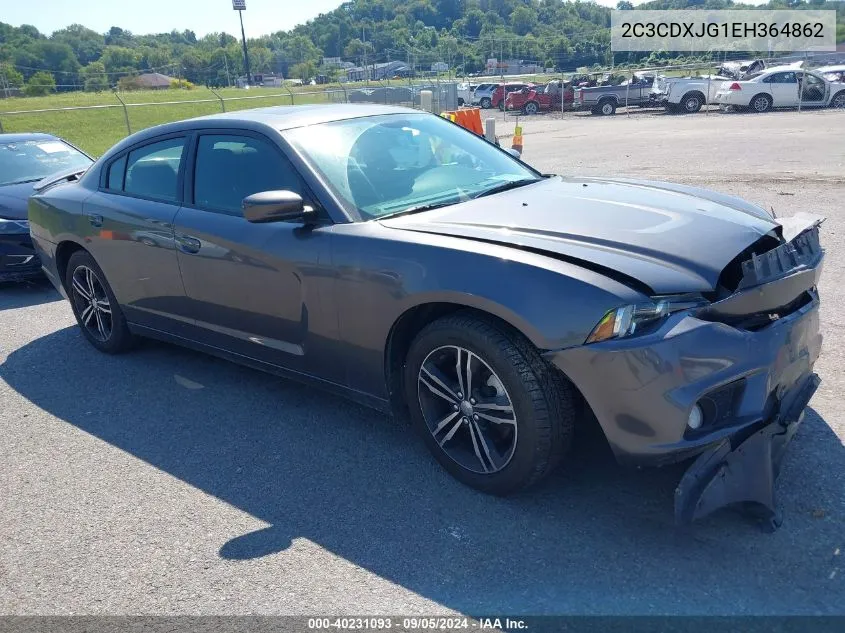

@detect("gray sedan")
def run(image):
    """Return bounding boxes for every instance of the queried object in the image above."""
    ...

[27,104,823,528]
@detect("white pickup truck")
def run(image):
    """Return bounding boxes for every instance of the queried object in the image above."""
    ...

[649,75,731,113]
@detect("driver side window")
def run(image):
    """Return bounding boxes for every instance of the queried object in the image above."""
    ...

[193,134,307,216]
[769,72,797,84]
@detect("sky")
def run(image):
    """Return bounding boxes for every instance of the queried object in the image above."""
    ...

[3,0,650,38]
[3,0,346,37]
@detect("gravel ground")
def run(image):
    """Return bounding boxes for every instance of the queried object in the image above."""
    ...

[0,108,843,616]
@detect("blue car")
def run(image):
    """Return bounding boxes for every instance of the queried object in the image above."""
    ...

[0,133,92,282]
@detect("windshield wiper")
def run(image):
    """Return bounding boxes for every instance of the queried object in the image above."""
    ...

[377,200,457,220]
[473,178,542,199]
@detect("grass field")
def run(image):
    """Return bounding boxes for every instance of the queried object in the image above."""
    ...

[0,86,349,156]
[0,68,703,157]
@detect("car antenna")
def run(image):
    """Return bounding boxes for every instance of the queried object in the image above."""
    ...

[771,206,777,219]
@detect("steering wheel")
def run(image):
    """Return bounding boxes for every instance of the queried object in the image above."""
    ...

[346,157,383,207]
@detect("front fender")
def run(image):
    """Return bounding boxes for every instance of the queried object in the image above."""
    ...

[330,223,646,398]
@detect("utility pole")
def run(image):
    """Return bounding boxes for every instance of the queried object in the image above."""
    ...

[362,26,369,85]
[224,51,231,87]
[233,0,251,86]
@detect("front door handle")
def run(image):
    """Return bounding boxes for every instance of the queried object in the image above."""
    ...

[175,235,201,254]
[88,213,103,228]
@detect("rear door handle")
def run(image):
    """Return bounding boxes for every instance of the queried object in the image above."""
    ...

[88,213,103,227]
[176,235,201,254]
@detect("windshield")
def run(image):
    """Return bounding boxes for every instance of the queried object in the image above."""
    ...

[283,113,540,220]
[0,139,91,187]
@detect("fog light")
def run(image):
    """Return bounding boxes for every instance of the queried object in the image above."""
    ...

[687,404,703,430]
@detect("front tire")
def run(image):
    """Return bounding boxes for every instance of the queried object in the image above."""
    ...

[65,250,134,354]
[404,312,576,495]
[831,90,845,109]
[480,97,492,109]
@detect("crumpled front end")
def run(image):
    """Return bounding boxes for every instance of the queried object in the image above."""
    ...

[546,212,825,528]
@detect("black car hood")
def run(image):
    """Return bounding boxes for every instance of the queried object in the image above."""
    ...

[0,181,35,220]
[380,176,779,294]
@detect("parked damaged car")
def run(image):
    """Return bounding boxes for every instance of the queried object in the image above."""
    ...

[27,105,824,529]
[715,67,845,112]
[574,73,657,115]
[505,80,575,115]
[650,75,731,113]
[0,133,92,282]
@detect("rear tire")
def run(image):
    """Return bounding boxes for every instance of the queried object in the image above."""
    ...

[523,101,539,115]
[593,100,616,116]
[680,92,703,113]
[750,93,772,113]
[404,312,576,496]
[65,250,135,354]
[480,97,492,109]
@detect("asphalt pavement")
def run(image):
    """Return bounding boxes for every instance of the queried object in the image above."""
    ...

[0,108,843,616]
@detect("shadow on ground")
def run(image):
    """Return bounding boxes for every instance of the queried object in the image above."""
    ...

[0,280,60,311]
[2,326,843,614]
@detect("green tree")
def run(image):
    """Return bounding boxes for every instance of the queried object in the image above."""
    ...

[248,46,273,74]
[511,6,537,36]
[289,61,316,82]
[0,64,25,89]
[463,9,485,37]
[24,70,55,96]
[81,61,109,91]
[100,46,138,75]
[51,24,104,66]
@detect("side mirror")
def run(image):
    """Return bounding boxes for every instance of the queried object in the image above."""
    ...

[242,190,315,224]
[505,147,522,159]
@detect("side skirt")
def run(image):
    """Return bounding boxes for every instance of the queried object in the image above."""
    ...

[128,323,392,414]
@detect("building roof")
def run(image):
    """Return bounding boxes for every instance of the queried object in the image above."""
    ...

[136,72,176,88]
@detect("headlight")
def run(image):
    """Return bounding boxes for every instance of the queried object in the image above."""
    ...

[585,295,709,344]
[0,218,30,234]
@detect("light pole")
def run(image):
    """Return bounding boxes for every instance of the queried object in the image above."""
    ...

[233,0,251,86]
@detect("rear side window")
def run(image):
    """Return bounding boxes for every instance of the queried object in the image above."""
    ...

[106,155,126,191]
[193,134,306,215]
[124,137,186,202]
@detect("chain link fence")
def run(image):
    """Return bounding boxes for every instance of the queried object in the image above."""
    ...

[2,54,843,158]
[494,53,845,124]
[0,80,460,156]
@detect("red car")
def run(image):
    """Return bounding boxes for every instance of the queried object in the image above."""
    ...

[505,80,575,115]
[490,82,534,109]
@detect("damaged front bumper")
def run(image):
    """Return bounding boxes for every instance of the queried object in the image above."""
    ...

[546,213,825,528]
[674,372,819,530]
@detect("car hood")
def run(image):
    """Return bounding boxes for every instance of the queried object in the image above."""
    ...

[379,176,779,294]
[0,181,35,220]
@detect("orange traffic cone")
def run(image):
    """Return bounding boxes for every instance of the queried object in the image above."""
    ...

[511,124,523,154]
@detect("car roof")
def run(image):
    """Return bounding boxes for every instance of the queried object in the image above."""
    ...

[0,132,59,143]
[815,65,845,73]
[757,65,803,76]
[93,104,436,162]
[192,103,420,131]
